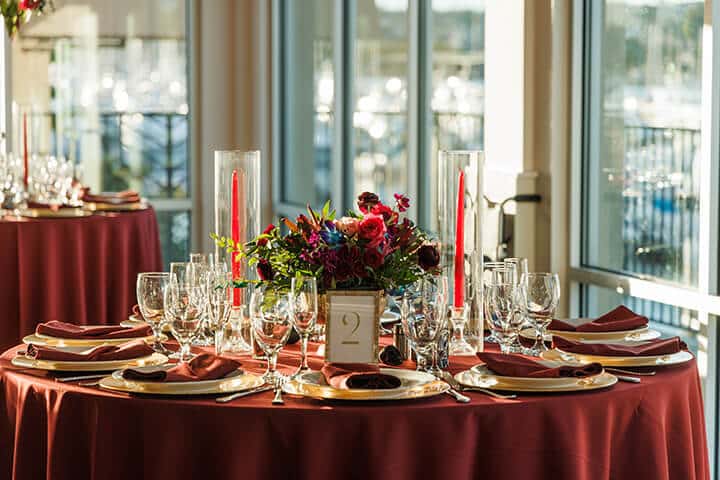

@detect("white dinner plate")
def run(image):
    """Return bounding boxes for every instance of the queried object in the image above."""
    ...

[541,348,694,368]
[455,366,617,393]
[100,367,263,395]
[520,326,662,343]
[283,368,448,401]
[11,348,168,372]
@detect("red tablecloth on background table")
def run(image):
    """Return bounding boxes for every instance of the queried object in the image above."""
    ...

[0,340,709,480]
[0,209,162,350]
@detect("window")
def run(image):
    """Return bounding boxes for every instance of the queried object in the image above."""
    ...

[8,0,191,266]
[274,0,485,225]
[572,0,718,468]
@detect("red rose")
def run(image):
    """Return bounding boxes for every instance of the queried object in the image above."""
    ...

[257,260,274,281]
[362,248,384,270]
[357,192,380,214]
[418,244,440,270]
[257,223,275,246]
[371,203,398,224]
[358,214,386,248]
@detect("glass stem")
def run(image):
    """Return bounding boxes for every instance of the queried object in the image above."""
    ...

[431,344,439,371]
[268,350,278,376]
[300,333,309,370]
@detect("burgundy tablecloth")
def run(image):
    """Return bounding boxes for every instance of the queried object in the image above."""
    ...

[0,339,708,480]
[0,209,162,350]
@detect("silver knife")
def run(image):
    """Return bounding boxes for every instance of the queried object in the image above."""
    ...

[56,373,110,382]
[216,385,273,403]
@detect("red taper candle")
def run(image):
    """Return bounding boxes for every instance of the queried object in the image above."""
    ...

[231,169,241,306]
[453,168,465,308]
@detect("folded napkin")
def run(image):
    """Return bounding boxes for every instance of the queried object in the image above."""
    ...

[36,320,152,339]
[131,304,144,320]
[83,189,140,205]
[27,340,154,362]
[476,352,602,378]
[122,353,242,382]
[549,306,648,333]
[553,336,687,357]
[321,363,402,389]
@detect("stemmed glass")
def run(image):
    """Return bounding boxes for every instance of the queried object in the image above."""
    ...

[484,282,524,354]
[188,254,215,346]
[401,276,449,375]
[136,272,172,354]
[482,262,516,344]
[520,273,561,356]
[206,270,234,355]
[290,276,318,377]
[250,285,293,384]
[164,277,205,362]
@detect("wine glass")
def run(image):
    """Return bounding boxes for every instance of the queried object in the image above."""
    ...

[169,262,189,285]
[250,285,293,384]
[520,272,561,355]
[401,276,449,375]
[484,282,523,354]
[188,254,214,346]
[504,257,529,352]
[206,270,234,355]
[482,262,516,344]
[136,272,172,354]
[164,279,204,362]
[290,276,318,377]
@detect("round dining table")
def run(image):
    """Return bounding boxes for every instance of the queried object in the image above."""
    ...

[0,339,709,480]
[0,209,163,351]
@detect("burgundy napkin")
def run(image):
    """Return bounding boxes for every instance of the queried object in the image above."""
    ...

[122,354,242,382]
[131,304,144,320]
[553,336,687,357]
[27,340,154,362]
[549,306,648,333]
[476,352,602,378]
[83,189,140,205]
[36,320,152,339]
[321,363,402,389]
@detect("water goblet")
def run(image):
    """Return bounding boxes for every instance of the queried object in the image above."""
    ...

[250,285,293,384]
[484,282,524,354]
[290,276,318,377]
[482,262,516,344]
[401,276,449,374]
[164,279,204,362]
[520,272,561,356]
[206,270,234,355]
[136,272,172,354]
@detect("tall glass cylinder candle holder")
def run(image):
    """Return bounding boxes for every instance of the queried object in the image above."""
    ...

[437,150,484,354]
[214,150,261,309]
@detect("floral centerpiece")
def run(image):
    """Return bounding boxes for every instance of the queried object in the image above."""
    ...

[214,192,441,292]
[0,0,52,38]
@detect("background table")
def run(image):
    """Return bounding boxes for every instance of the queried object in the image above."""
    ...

[0,209,162,350]
[0,341,709,480]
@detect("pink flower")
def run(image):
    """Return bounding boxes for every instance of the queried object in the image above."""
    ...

[358,213,386,248]
[371,203,398,224]
[335,216,359,236]
[394,193,410,212]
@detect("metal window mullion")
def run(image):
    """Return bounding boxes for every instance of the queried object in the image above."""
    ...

[334,0,355,212]
[271,0,283,216]
[408,0,431,229]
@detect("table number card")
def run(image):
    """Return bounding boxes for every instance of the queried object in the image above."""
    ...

[325,291,381,364]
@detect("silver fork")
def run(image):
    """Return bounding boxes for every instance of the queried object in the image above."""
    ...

[605,367,656,376]
[440,371,517,400]
[272,378,286,405]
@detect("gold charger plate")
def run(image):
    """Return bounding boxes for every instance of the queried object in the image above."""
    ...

[19,208,92,219]
[100,367,263,395]
[83,201,148,212]
[23,332,162,347]
[520,326,662,343]
[541,348,694,367]
[283,368,449,401]
[455,367,617,393]
[11,351,167,372]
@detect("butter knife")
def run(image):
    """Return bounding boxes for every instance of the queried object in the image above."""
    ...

[216,385,273,403]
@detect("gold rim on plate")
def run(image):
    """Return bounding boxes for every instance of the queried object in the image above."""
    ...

[455,368,617,393]
[99,368,264,395]
[83,201,148,212]
[120,318,172,333]
[541,348,694,367]
[11,352,168,372]
[23,332,162,347]
[19,208,93,218]
[283,368,449,401]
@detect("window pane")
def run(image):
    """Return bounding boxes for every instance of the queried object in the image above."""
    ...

[281,0,334,207]
[353,0,409,201]
[11,0,190,265]
[584,1,703,286]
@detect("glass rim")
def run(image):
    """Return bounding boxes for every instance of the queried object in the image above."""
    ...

[137,272,170,277]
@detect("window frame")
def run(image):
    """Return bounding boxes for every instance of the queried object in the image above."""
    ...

[569,0,720,474]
